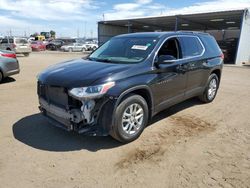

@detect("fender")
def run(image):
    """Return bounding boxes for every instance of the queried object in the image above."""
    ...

[115,85,154,110]
[107,85,154,135]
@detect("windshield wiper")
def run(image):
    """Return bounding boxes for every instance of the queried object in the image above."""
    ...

[91,58,114,63]
[97,59,113,63]
[87,57,95,61]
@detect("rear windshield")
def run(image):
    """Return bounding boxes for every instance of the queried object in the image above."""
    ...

[15,38,28,44]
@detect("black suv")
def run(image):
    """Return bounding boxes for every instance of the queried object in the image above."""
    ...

[37,32,223,143]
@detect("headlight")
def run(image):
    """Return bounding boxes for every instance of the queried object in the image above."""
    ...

[68,82,115,100]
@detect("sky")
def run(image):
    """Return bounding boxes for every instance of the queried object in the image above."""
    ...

[0,0,250,38]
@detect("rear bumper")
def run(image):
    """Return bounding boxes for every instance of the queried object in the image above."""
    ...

[15,48,32,54]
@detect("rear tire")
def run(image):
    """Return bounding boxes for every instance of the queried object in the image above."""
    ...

[24,53,29,57]
[68,48,73,52]
[110,94,148,143]
[199,73,219,103]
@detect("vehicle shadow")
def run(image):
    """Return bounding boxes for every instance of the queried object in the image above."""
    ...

[12,98,202,152]
[16,54,26,58]
[12,113,121,152]
[149,97,202,125]
[0,77,16,84]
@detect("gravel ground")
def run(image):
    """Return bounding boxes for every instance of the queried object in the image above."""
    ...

[0,51,250,188]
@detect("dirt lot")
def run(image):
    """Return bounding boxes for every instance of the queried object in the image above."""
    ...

[0,52,250,188]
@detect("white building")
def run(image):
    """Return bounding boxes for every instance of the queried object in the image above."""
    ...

[98,9,250,65]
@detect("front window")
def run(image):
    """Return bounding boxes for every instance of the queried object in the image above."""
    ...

[89,37,158,64]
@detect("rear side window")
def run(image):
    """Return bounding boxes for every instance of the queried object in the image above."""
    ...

[199,35,222,56]
[1,38,8,43]
[1,38,13,43]
[15,38,28,44]
[179,36,204,58]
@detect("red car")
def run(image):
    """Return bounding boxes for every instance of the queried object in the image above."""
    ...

[30,41,46,51]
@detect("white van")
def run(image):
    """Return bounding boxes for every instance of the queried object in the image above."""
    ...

[0,37,32,56]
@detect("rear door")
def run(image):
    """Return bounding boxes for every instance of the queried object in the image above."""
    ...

[178,36,207,98]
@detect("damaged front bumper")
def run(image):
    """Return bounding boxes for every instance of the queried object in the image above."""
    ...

[38,96,116,136]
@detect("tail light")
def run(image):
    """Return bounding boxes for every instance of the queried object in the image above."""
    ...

[1,53,16,59]
[12,44,16,48]
[220,53,224,60]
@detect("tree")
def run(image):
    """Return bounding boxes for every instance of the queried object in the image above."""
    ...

[50,30,56,38]
[30,32,39,37]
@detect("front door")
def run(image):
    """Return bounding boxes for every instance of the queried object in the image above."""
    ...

[151,37,188,113]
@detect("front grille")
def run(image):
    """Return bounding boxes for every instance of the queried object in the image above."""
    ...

[38,82,68,107]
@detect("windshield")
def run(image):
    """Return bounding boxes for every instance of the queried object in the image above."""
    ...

[89,37,158,64]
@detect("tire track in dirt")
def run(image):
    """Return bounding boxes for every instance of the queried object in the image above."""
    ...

[116,115,215,169]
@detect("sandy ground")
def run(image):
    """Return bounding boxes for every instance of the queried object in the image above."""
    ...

[0,52,250,188]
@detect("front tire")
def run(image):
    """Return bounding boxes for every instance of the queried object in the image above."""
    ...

[199,73,219,103]
[110,94,148,143]
[24,53,29,57]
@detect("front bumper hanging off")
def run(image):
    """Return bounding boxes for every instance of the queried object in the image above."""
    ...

[38,96,116,136]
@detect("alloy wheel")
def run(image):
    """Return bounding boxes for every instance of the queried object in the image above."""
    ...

[122,103,144,135]
[207,78,217,100]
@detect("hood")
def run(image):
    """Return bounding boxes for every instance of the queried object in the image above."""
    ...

[38,58,131,88]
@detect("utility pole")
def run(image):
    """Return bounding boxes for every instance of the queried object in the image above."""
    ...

[77,27,79,38]
[175,16,178,31]
[84,21,86,39]
[90,29,93,38]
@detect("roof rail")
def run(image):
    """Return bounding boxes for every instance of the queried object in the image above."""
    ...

[176,30,210,35]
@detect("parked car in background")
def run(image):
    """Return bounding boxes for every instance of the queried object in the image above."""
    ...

[37,31,223,143]
[30,41,46,51]
[0,37,31,56]
[85,43,98,51]
[61,43,87,52]
[57,38,76,45]
[46,40,64,50]
[0,50,20,82]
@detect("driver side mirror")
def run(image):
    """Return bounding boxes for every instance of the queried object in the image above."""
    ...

[156,55,176,65]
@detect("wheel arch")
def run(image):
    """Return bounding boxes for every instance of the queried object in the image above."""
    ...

[211,69,221,81]
[115,85,154,120]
